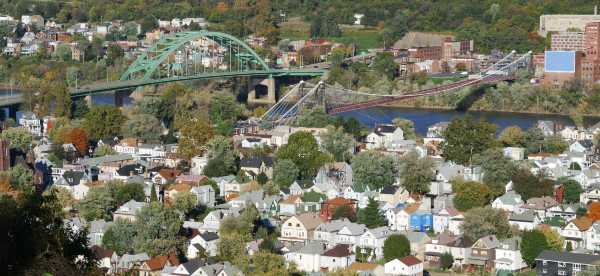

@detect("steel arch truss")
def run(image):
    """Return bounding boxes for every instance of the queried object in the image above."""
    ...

[120,31,270,81]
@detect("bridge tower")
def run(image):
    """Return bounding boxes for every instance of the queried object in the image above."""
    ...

[247,76,276,104]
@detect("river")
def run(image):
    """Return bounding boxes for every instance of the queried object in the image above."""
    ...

[336,106,600,136]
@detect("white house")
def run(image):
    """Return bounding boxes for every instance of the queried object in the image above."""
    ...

[365,124,404,150]
[585,222,600,252]
[113,199,148,222]
[190,155,209,176]
[190,185,216,207]
[492,191,524,212]
[284,241,326,272]
[561,217,593,250]
[188,232,219,257]
[357,226,390,260]
[433,207,461,234]
[319,244,355,272]
[494,237,527,272]
[202,208,240,232]
[384,256,423,276]
[280,212,324,243]
[508,211,539,231]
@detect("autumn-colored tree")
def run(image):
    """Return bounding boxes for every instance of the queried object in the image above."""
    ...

[588,202,600,221]
[60,127,88,156]
[216,1,229,13]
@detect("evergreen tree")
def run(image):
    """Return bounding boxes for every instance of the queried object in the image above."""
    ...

[150,183,158,202]
[357,197,385,228]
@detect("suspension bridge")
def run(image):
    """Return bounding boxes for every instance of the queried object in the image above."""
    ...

[261,50,532,125]
[0,31,325,107]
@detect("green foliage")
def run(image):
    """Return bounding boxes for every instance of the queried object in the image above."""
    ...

[499,126,525,147]
[0,164,34,193]
[295,108,336,128]
[178,115,214,160]
[321,126,356,162]
[562,179,583,204]
[0,127,33,152]
[302,191,327,202]
[392,117,416,140]
[440,252,454,270]
[203,136,237,177]
[172,191,197,214]
[357,197,386,228]
[0,193,96,275]
[256,172,269,185]
[94,144,115,157]
[276,132,329,180]
[452,180,493,212]
[332,205,356,222]
[524,128,568,154]
[121,114,163,142]
[460,206,511,241]
[77,181,145,221]
[102,219,137,255]
[83,105,126,140]
[383,234,411,262]
[134,202,184,257]
[372,52,398,80]
[512,169,554,201]
[352,151,397,192]
[398,151,434,194]
[442,116,497,165]
[310,14,341,38]
[521,230,550,267]
[473,148,518,196]
[150,183,158,202]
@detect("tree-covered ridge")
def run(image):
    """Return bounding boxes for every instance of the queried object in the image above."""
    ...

[2,0,598,52]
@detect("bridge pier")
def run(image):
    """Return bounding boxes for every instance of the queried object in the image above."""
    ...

[247,77,276,104]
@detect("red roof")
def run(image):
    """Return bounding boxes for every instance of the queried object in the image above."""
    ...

[90,245,113,259]
[323,197,354,205]
[399,255,422,266]
[145,252,180,271]
[323,244,352,257]
[158,169,182,179]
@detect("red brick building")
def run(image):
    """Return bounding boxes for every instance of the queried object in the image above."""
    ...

[319,197,357,221]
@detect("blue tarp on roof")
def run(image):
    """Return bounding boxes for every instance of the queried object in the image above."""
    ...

[545,51,576,73]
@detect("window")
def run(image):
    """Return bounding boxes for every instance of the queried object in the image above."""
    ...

[288,223,292,226]
[296,223,300,227]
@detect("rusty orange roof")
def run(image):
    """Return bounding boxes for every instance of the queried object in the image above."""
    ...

[144,252,180,271]
[572,216,593,231]
[166,183,192,192]
[323,197,354,205]
[281,195,302,204]
[158,169,182,179]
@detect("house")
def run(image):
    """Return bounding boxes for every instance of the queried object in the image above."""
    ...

[320,244,356,272]
[384,256,424,276]
[153,169,182,184]
[503,147,525,160]
[494,237,527,272]
[202,209,240,232]
[18,112,42,136]
[240,136,269,149]
[379,185,410,206]
[190,185,216,207]
[170,259,204,275]
[585,221,600,252]
[409,210,433,232]
[580,183,600,203]
[279,212,324,244]
[537,120,557,136]
[190,155,208,176]
[387,203,420,231]
[213,175,242,197]
[570,140,594,153]
[467,235,500,271]
[535,250,600,276]
[314,218,368,247]
[138,253,180,276]
[312,162,353,198]
[320,197,357,221]
[279,195,303,216]
[365,124,404,150]
[520,196,559,220]
[561,216,593,249]
[87,219,113,246]
[357,226,390,260]
[424,233,456,268]
[91,246,119,274]
[284,241,326,272]
[508,210,540,231]
[289,181,304,196]
[116,253,150,273]
[239,156,273,179]
[433,207,461,233]
[188,232,219,257]
[492,191,524,212]
[113,199,148,222]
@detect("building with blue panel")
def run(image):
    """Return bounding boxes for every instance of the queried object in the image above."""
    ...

[409,210,433,232]
[542,50,583,88]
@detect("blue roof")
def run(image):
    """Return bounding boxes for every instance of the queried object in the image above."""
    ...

[545,51,576,73]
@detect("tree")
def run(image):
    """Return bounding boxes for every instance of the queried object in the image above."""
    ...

[399,151,434,194]
[295,108,336,128]
[109,181,145,206]
[134,202,183,257]
[512,169,554,200]
[544,135,568,154]
[106,43,124,65]
[588,202,600,221]
[302,191,327,202]
[0,165,33,193]
[256,172,269,185]
[392,117,416,140]
[173,191,197,214]
[461,206,511,240]
[321,126,356,162]
[473,148,518,196]
[83,105,126,140]
[218,232,246,263]
[150,183,158,202]
[59,127,88,156]
[352,151,397,192]
[332,205,356,222]
[178,115,214,160]
[209,94,242,125]
[1,127,32,152]
[357,197,386,228]
[53,43,72,61]
[381,10,408,46]
[383,234,411,262]
[122,114,163,142]
[441,116,497,165]
[539,226,564,251]
[102,219,137,255]
[276,132,329,180]
[562,179,583,204]
[577,207,588,218]
[524,127,545,154]
[440,252,454,270]
[77,186,115,221]
[499,126,525,147]
[372,52,397,80]
[521,230,550,267]
[94,144,115,156]
[452,180,493,211]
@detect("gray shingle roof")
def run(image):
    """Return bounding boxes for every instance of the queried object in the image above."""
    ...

[536,250,600,264]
